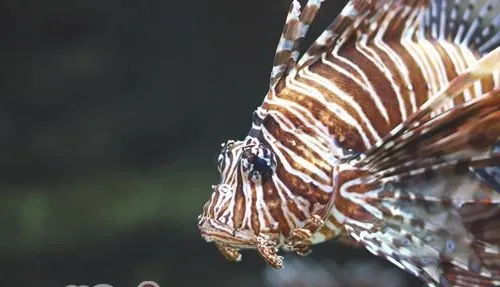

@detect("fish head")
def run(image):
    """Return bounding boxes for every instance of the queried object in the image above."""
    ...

[197,138,288,267]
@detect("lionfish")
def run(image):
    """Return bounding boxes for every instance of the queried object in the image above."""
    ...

[197,0,500,285]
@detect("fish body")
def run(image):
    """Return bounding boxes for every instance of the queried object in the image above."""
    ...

[198,0,500,285]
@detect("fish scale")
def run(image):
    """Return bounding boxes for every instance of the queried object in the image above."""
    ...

[197,0,500,286]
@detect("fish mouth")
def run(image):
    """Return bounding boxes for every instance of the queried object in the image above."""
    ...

[197,217,255,247]
[198,216,285,268]
[197,216,256,264]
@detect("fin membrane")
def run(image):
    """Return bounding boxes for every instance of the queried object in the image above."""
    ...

[473,141,500,193]
[422,0,500,54]
[343,47,500,286]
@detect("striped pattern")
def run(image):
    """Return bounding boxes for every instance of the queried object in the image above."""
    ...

[198,0,500,285]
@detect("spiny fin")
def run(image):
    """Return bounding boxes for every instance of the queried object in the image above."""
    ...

[357,48,500,203]
[269,0,324,90]
[441,265,500,286]
[473,142,500,193]
[291,0,499,73]
[342,47,500,286]
[297,0,430,70]
[360,46,500,166]
[441,205,500,286]
[421,0,500,54]
[343,168,500,285]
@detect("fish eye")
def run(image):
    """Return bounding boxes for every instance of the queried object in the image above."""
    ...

[241,145,276,182]
[253,157,271,174]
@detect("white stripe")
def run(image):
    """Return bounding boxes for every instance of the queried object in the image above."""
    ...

[286,72,373,148]
[262,124,334,193]
[300,67,383,141]
[321,53,391,122]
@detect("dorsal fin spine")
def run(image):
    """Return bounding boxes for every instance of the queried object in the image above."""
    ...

[269,0,324,91]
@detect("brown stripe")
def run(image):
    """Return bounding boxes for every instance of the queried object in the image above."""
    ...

[232,177,245,229]
[263,111,332,182]
[390,42,430,109]
[262,113,333,184]
[271,86,368,152]
[339,38,404,126]
[324,52,363,82]
[274,159,329,205]
[283,19,300,41]
[315,54,392,135]
[286,197,308,222]
[364,13,415,119]
[299,15,354,69]
[300,4,319,24]
[274,50,293,64]
[480,73,495,95]
[432,41,464,105]
[319,217,339,240]
[250,178,261,235]
[297,71,379,143]
[262,180,292,236]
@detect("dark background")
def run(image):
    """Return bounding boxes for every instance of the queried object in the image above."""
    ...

[2,0,420,286]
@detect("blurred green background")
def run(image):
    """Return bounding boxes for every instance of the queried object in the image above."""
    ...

[1,0,421,286]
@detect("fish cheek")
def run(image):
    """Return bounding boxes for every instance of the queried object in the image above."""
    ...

[262,178,292,237]
[232,180,245,230]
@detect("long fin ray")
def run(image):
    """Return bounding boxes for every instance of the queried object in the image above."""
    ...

[269,0,324,90]
[474,142,500,193]
[280,0,499,79]
[297,0,429,71]
[360,46,500,165]
[334,46,500,286]
[342,172,500,285]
